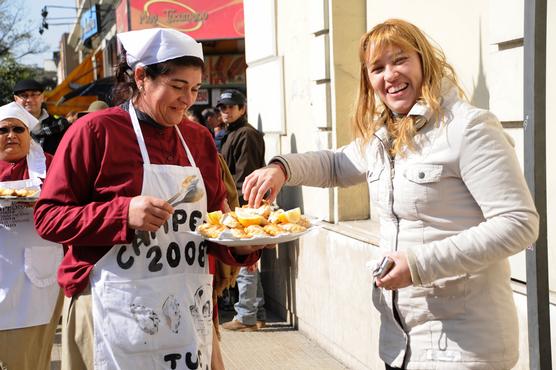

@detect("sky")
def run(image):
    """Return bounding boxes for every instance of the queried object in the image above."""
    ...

[18,0,78,67]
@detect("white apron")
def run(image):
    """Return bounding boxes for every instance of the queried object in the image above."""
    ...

[91,104,213,370]
[0,177,63,330]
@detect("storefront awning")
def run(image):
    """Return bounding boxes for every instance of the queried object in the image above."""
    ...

[44,57,98,117]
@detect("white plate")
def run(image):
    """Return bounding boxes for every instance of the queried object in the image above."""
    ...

[187,225,318,247]
[0,196,39,203]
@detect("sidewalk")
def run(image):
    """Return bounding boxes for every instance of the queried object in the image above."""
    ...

[50,310,347,370]
[219,310,348,370]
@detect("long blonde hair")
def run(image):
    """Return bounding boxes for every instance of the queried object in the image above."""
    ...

[353,19,465,155]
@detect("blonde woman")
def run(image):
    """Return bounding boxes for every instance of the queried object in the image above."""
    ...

[242,19,538,369]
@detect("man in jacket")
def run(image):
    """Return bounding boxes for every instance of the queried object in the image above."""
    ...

[218,90,265,204]
[13,79,70,155]
[218,89,267,332]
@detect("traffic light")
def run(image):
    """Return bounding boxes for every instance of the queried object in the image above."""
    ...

[39,6,48,34]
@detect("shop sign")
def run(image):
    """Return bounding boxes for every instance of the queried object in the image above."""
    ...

[81,4,100,42]
[128,0,244,40]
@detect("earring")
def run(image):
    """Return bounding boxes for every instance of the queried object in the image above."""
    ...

[138,85,144,93]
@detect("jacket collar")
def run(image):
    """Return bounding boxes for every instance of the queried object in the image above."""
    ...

[225,115,248,133]
[122,100,170,130]
[374,125,390,143]
[406,101,432,130]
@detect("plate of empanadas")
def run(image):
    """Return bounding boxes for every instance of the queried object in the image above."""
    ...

[0,179,41,203]
[190,204,318,246]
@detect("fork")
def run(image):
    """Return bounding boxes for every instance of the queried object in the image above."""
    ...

[167,177,204,206]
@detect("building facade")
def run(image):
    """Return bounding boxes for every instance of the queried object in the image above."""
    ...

[49,0,249,118]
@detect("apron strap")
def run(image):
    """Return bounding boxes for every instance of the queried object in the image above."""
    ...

[174,127,197,168]
[129,103,151,165]
[129,102,195,167]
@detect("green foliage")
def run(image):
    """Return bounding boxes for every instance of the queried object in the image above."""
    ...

[0,56,35,105]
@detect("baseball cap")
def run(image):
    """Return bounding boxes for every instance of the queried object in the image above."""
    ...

[216,90,246,107]
[13,79,44,95]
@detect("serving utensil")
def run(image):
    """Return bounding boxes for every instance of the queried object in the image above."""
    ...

[167,175,204,206]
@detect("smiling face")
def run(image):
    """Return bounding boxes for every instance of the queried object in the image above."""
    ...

[0,118,31,162]
[135,65,203,127]
[366,44,423,115]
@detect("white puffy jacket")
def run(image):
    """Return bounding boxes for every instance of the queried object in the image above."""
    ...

[272,84,539,369]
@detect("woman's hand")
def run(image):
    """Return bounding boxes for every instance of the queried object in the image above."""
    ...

[232,244,277,256]
[242,164,286,207]
[375,251,413,290]
[128,195,174,232]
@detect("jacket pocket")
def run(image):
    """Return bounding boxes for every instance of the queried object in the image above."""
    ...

[404,164,443,184]
[367,164,383,183]
[367,164,384,206]
[398,275,468,328]
[24,246,63,288]
[396,164,443,213]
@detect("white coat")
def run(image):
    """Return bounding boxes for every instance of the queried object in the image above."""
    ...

[273,83,539,369]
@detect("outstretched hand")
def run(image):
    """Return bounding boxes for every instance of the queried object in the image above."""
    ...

[242,164,286,207]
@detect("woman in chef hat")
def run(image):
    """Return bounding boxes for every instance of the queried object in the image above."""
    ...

[34,28,264,370]
[0,101,63,370]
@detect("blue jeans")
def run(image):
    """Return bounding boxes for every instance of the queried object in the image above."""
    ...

[233,267,266,325]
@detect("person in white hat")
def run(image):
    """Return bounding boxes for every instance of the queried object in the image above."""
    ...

[0,102,63,370]
[33,27,266,370]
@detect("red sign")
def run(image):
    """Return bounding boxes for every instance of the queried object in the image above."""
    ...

[116,0,130,33]
[128,0,244,40]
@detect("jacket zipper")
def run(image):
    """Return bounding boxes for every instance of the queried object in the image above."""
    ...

[373,134,400,248]
[374,133,407,363]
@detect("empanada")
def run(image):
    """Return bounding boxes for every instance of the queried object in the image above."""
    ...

[244,225,270,237]
[198,224,227,238]
[280,223,307,233]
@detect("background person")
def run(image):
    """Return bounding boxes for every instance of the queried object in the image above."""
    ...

[217,89,265,205]
[201,107,226,151]
[242,18,538,370]
[13,79,70,155]
[0,102,63,370]
[33,28,263,370]
[76,100,109,119]
[217,89,267,333]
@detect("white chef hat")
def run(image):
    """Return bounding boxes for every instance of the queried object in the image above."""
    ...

[0,102,47,179]
[117,28,204,70]
[0,102,39,131]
